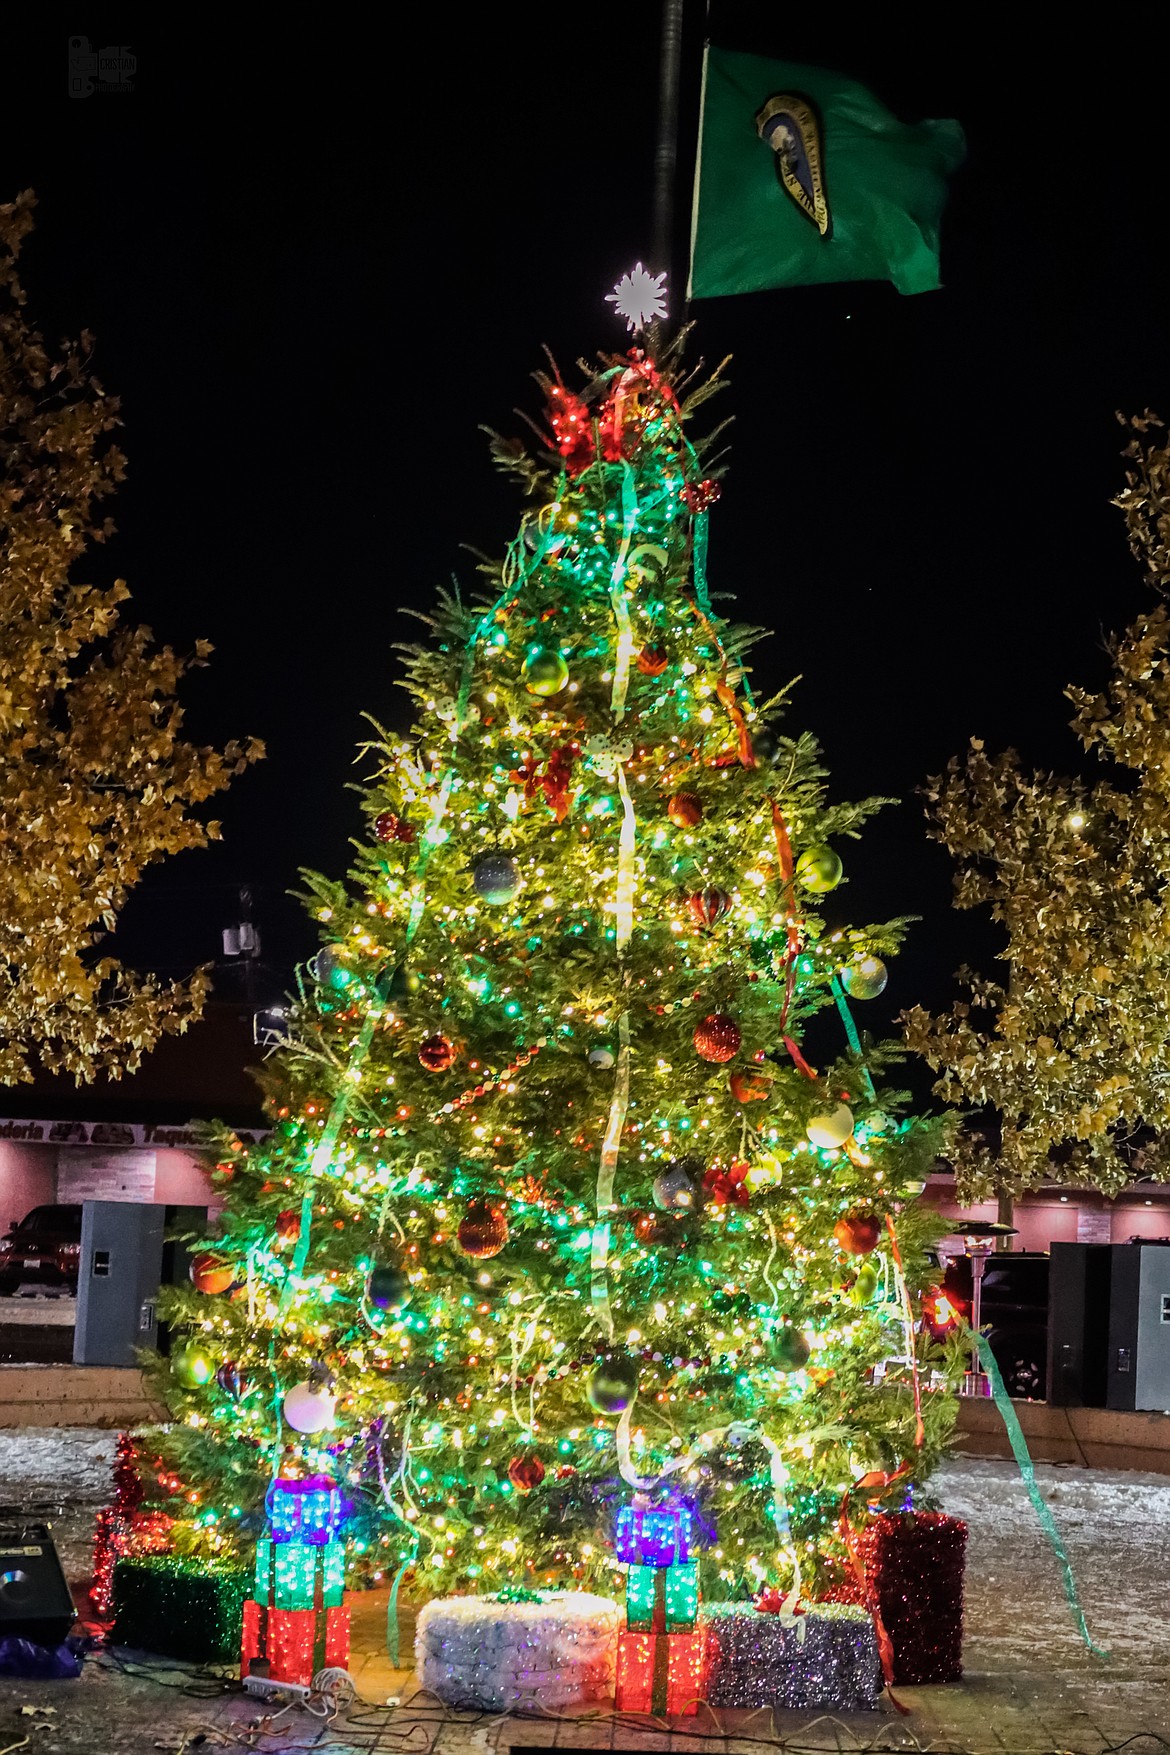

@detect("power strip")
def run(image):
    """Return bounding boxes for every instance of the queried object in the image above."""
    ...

[242,1674,311,1703]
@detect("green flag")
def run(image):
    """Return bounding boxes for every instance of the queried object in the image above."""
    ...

[688,47,965,299]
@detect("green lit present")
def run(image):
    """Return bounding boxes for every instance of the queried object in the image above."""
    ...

[254,1535,345,1610]
[112,1555,249,1663]
[625,1561,699,1632]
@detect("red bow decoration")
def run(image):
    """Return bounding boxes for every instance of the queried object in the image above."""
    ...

[754,1585,805,1616]
[509,744,579,823]
[702,1158,750,1207]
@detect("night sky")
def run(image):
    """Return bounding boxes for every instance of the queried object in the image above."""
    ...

[3,11,1167,1083]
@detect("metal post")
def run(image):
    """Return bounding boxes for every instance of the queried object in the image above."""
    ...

[651,0,685,281]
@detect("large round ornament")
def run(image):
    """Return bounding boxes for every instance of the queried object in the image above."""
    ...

[806,1103,854,1149]
[368,1264,410,1310]
[636,643,669,677]
[694,1013,741,1063]
[796,845,843,893]
[586,1353,639,1414]
[283,1380,337,1434]
[730,1068,772,1104]
[473,853,521,906]
[507,1452,546,1493]
[841,955,888,1000]
[652,1160,700,1211]
[215,1361,244,1400]
[588,1046,615,1071]
[834,1209,882,1256]
[667,791,703,829]
[314,945,356,993]
[418,1033,457,1073]
[688,886,731,929]
[457,1199,509,1259]
[522,645,569,697]
[171,1342,215,1389]
[772,1327,811,1372]
[189,1252,234,1295]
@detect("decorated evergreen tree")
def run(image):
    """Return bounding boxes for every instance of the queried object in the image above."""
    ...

[904,413,1170,1200]
[152,334,962,1615]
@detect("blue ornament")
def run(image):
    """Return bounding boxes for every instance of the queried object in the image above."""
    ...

[473,854,521,906]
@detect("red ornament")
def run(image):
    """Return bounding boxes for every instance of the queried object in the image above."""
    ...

[418,1033,457,1073]
[636,644,669,677]
[687,886,731,929]
[274,1208,301,1243]
[684,478,722,514]
[507,1452,546,1493]
[632,1211,664,1245]
[189,1252,235,1295]
[668,791,703,829]
[730,1068,772,1104]
[457,1200,509,1259]
[374,812,416,844]
[834,1210,883,1256]
[693,1013,741,1063]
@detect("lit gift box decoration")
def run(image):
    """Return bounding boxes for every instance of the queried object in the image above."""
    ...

[239,1470,351,1687]
[615,1501,696,1567]
[614,1496,703,1715]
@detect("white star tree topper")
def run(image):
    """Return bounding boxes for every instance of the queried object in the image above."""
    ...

[606,262,668,334]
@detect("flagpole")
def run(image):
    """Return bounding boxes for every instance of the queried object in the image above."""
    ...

[651,0,685,292]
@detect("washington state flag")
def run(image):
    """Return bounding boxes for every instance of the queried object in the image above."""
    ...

[688,47,965,298]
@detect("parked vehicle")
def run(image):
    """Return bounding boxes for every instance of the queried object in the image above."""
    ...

[0,1206,83,1296]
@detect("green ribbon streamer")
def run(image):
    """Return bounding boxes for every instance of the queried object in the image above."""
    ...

[829,973,877,1101]
[975,1331,1109,1660]
[693,508,712,617]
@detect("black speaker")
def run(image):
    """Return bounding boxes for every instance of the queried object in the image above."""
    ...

[0,1519,76,1646]
[73,1202,208,1367]
[1047,1242,1113,1406]
[1106,1242,1170,1412]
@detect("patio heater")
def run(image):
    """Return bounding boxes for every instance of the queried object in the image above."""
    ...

[947,1220,1017,1396]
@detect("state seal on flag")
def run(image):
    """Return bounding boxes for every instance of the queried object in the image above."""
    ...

[755,94,831,238]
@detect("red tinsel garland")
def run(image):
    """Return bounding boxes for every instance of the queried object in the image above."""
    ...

[847,1512,968,1686]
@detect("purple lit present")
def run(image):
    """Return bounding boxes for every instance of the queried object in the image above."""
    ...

[615,1500,696,1567]
[264,1473,349,1546]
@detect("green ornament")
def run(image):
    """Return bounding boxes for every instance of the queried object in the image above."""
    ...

[171,1341,215,1389]
[853,1263,879,1302]
[586,1352,639,1414]
[796,845,843,893]
[842,955,888,1000]
[772,1327,811,1372]
[522,645,569,697]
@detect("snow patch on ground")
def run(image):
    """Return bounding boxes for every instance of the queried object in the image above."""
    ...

[936,1456,1170,1678]
[0,1427,116,1580]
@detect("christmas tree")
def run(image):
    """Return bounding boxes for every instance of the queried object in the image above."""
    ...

[152,335,962,1615]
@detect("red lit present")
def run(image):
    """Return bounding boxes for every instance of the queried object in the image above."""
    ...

[267,1605,316,1686]
[615,1629,703,1715]
[324,1603,350,1669]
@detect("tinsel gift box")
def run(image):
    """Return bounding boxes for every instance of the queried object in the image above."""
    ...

[854,1511,967,1684]
[700,1603,882,1710]
[111,1555,249,1664]
[415,1591,621,1712]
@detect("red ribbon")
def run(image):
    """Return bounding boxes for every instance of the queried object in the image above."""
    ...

[839,1463,913,1712]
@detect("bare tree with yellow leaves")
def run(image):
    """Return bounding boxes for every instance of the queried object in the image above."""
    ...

[0,192,262,1084]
